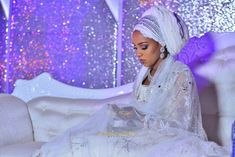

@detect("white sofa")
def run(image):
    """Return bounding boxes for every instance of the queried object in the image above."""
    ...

[0,74,234,157]
[0,83,132,157]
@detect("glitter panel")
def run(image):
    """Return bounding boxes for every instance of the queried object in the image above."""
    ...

[6,0,117,93]
[0,4,7,92]
[139,0,235,37]
[1,1,234,93]
[121,0,235,85]
[177,0,235,37]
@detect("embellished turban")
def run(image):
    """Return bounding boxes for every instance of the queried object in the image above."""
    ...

[133,6,189,56]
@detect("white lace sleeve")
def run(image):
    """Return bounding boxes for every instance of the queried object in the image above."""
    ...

[148,68,206,139]
[166,69,195,130]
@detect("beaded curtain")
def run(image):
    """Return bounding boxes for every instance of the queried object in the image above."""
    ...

[0,0,234,93]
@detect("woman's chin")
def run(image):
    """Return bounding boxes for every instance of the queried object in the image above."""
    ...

[143,64,150,68]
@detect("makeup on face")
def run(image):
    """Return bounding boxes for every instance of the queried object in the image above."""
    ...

[132,31,162,69]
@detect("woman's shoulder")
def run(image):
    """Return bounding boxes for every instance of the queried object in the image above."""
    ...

[170,60,193,80]
[173,60,191,73]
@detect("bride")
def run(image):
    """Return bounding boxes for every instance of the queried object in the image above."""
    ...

[32,5,230,157]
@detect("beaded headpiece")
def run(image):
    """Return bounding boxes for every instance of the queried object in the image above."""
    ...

[136,15,165,47]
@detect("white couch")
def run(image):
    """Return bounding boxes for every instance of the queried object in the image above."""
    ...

[0,82,132,157]
[0,74,234,157]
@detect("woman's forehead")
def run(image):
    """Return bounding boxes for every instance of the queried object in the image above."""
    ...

[132,31,158,44]
[132,31,148,41]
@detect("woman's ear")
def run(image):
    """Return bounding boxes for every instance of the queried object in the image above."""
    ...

[163,46,169,59]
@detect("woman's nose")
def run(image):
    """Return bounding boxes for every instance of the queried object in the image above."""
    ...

[136,52,143,58]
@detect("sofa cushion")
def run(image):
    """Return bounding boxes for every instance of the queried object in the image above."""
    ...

[27,93,131,142]
[27,96,105,142]
[0,94,33,147]
[0,142,44,157]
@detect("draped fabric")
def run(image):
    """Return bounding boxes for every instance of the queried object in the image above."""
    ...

[32,56,229,157]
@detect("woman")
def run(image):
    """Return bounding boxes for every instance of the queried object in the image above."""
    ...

[33,5,229,157]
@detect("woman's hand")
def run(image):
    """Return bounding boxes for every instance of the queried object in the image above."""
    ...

[117,107,136,119]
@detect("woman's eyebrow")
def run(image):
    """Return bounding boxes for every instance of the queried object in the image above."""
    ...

[137,42,148,45]
[132,41,148,46]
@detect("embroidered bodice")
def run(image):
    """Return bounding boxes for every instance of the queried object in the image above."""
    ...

[137,84,149,102]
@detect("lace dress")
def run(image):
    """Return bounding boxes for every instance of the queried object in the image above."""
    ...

[32,56,230,157]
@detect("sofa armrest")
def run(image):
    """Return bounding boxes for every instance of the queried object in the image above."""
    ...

[0,94,34,147]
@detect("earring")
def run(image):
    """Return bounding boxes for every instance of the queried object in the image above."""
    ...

[160,53,165,59]
[160,47,165,59]
[160,46,165,53]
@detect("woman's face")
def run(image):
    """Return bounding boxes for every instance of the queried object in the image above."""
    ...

[132,30,161,68]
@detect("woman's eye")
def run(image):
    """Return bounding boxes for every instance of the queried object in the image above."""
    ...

[141,45,148,50]
[133,46,137,50]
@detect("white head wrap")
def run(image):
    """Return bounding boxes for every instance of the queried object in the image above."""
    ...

[133,6,189,56]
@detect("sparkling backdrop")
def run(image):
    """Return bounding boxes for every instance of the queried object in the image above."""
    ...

[4,0,117,93]
[121,0,235,85]
[139,0,235,37]
[0,0,235,93]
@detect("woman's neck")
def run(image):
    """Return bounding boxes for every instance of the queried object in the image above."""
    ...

[150,58,163,76]
[142,58,163,85]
